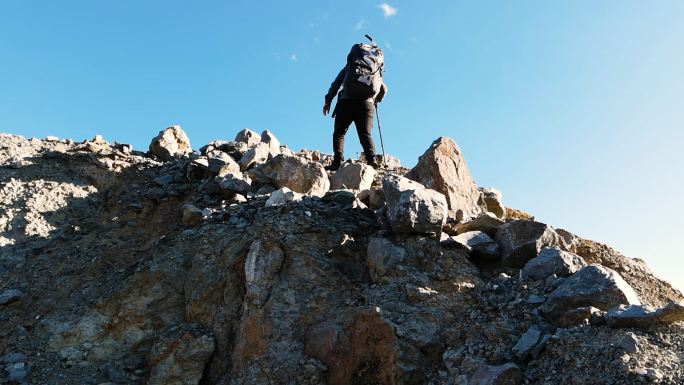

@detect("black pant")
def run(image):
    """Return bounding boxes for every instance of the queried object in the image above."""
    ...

[332,99,376,164]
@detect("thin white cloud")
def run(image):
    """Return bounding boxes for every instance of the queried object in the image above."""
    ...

[272,53,281,61]
[385,42,392,50]
[378,3,397,18]
[355,18,365,31]
[291,54,297,61]
[310,23,314,27]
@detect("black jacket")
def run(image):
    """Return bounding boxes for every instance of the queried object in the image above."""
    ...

[324,67,387,107]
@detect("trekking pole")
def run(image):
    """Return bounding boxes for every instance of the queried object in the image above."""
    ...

[374,103,386,169]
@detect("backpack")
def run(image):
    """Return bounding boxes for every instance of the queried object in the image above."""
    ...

[342,35,384,99]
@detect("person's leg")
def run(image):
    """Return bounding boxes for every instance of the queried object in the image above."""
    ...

[331,100,354,167]
[353,100,377,166]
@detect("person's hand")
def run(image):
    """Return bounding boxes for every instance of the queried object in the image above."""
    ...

[323,104,330,116]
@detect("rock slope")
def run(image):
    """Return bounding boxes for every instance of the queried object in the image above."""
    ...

[0,128,683,385]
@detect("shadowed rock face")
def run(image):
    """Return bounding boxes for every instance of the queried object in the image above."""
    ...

[1,132,683,385]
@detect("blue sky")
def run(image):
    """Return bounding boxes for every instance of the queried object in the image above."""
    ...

[2,1,683,292]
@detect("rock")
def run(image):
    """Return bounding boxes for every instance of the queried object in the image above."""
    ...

[606,301,684,328]
[369,187,386,210]
[470,362,521,385]
[382,174,448,235]
[374,154,401,170]
[199,140,229,156]
[366,238,407,283]
[555,228,578,253]
[494,219,563,268]
[6,362,28,383]
[528,294,545,304]
[182,204,203,225]
[238,142,270,171]
[187,158,210,180]
[265,187,302,207]
[539,265,641,318]
[556,306,602,328]
[322,190,356,206]
[260,130,281,159]
[223,141,250,160]
[216,173,253,199]
[451,231,501,260]
[511,325,541,361]
[149,125,192,161]
[249,154,330,197]
[330,162,375,191]
[206,150,240,175]
[456,212,505,239]
[617,332,640,353]
[405,137,481,221]
[0,289,23,305]
[304,307,399,385]
[521,246,588,281]
[234,128,261,147]
[245,239,285,308]
[3,353,27,363]
[478,187,505,218]
[147,324,215,385]
[530,334,551,359]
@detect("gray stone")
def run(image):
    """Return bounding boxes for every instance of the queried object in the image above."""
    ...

[456,212,505,239]
[606,301,684,328]
[147,324,215,385]
[556,306,602,328]
[245,239,284,308]
[149,125,192,161]
[234,128,261,147]
[249,154,330,197]
[6,362,28,383]
[528,295,545,304]
[540,265,641,318]
[206,150,240,175]
[199,140,229,156]
[265,187,302,207]
[382,174,448,235]
[216,173,253,199]
[0,289,23,305]
[238,142,270,172]
[405,137,481,221]
[530,334,551,359]
[260,130,281,159]
[330,162,375,191]
[478,187,505,218]
[366,238,407,283]
[369,187,386,210]
[452,231,501,260]
[555,228,578,253]
[470,362,521,385]
[322,190,356,206]
[617,332,640,353]
[182,204,204,225]
[3,353,27,363]
[223,141,250,160]
[152,175,174,188]
[495,219,563,268]
[511,326,541,360]
[521,246,588,281]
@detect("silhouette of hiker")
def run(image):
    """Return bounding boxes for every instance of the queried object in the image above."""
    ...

[323,42,387,171]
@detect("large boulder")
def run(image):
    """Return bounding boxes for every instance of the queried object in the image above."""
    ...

[405,137,481,221]
[149,125,192,161]
[238,142,270,172]
[250,154,330,197]
[234,128,261,147]
[147,324,215,385]
[456,212,505,239]
[521,246,588,281]
[448,231,501,260]
[216,173,253,198]
[606,301,684,328]
[330,163,375,191]
[260,130,281,159]
[382,174,448,235]
[540,265,641,318]
[206,150,240,175]
[495,220,563,268]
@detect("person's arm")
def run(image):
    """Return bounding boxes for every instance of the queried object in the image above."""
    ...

[375,82,387,104]
[323,68,346,115]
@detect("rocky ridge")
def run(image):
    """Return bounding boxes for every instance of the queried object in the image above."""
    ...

[0,127,683,385]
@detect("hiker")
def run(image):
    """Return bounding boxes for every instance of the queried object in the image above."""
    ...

[323,37,387,171]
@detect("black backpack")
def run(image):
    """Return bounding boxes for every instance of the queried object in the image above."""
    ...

[342,35,384,99]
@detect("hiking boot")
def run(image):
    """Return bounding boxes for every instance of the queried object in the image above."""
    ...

[367,160,380,170]
[325,162,341,171]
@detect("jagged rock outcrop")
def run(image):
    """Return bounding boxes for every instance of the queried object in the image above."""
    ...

[495,219,564,268]
[330,162,375,191]
[521,246,588,281]
[406,137,481,222]
[1,132,683,385]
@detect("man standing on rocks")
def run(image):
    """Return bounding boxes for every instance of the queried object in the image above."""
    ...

[323,38,387,171]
